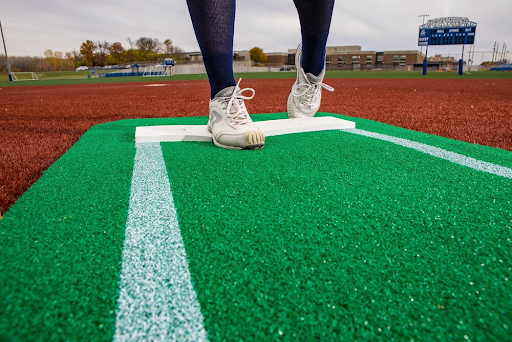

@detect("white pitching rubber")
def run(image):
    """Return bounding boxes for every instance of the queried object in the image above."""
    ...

[135,117,356,143]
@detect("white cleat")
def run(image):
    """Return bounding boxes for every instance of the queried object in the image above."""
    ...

[207,79,265,150]
[287,43,334,119]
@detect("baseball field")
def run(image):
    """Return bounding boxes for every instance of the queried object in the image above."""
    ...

[1,71,511,341]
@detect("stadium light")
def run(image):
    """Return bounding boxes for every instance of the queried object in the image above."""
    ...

[0,18,12,81]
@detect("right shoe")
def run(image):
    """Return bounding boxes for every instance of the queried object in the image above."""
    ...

[207,79,265,150]
[287,43,334,119]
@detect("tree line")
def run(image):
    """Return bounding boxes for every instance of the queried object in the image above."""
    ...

[0,37,185,73]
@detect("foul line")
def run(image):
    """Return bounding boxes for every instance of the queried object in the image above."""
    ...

[114,142,208,342]
[345,128,512,179]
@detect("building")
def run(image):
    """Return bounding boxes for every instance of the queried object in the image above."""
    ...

[185,51,203,62]
[289,46,425,70]
[427,55,458,69]
[265,52,288,65]
[184,46,427,71]
[411,55,462,71]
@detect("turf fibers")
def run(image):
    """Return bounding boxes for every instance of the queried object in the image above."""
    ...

[1,70,511,87]
[0,113,511,341]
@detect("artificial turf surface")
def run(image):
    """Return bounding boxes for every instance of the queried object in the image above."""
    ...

[1,70,512,87]
[1,113,511,341]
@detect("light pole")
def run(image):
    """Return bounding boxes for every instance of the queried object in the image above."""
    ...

[0,18,12,81]
[419,14,430,54]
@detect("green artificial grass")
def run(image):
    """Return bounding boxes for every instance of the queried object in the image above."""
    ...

[0,122,136,341]
[0,74,210,87]
[162,114,512,341]
[1,70,511,87]
[330,114,512,169]
[0,113,510,341]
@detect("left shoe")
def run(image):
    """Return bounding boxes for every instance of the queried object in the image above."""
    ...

[287,43,334,119]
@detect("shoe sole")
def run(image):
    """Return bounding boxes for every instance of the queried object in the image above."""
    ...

[208,126,265,150]
[287,91,300,119]
[287,48,301,119]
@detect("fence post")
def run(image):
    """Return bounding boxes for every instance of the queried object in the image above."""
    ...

[0,19,12,81]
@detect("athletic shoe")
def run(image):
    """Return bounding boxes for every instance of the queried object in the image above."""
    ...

[207,79,265,150]
[287,43,334,118]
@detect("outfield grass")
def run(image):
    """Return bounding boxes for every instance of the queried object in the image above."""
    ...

[243,70,512,80]
[0,70,511,87]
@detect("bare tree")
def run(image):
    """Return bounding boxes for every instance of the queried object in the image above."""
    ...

[126,38,135,62]
[126,37,134,50]
[0,54,6,72]
[95,40,110,66]
[65,49,82,67]
[163,39,174,55]
[1,53,74,72]
[163,39,185,56]
[7,56,43,72]
[135,37,162,53]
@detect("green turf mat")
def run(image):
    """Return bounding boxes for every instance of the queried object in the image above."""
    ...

[1,113,510,341]
[0,122,136,341]
[161,124,511,341]
[314,113,512,169]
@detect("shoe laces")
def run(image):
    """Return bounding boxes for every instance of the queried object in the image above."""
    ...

[292,72,334,108]
[218,79,255,126]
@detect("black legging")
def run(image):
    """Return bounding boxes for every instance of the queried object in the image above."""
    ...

[186,0,335,97]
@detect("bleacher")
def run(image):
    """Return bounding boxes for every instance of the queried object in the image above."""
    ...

[490,63,512,71]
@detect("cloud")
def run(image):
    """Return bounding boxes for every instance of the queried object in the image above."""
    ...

[2,0,511,64]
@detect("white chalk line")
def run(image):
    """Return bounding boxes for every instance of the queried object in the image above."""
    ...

[345,128,512,179]
[114,142,208,342]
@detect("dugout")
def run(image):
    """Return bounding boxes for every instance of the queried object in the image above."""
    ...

[413,62,442,71]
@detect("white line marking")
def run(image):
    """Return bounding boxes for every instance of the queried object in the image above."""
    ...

[345,128,512,179]
[114,142,208,342]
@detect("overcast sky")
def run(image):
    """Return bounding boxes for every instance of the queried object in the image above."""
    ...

[2,0,511,64]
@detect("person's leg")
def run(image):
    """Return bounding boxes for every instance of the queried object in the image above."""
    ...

[186,0,237,99]
[287,0,335,119]
[293,0,335,76]
[186,0,265,150]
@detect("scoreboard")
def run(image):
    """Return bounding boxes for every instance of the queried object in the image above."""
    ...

[418,26,476,46]
[418,17,477,46]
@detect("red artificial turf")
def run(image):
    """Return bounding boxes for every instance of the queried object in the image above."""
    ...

[1,78,511,215]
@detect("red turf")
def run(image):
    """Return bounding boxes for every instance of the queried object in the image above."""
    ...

[1,78,511,215]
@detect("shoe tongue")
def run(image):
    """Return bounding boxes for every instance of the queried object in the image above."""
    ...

[305,72,322,83]
[215,86,237,98]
